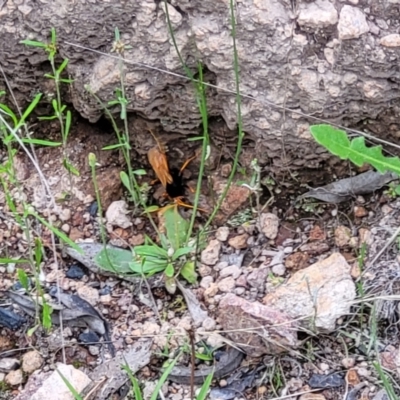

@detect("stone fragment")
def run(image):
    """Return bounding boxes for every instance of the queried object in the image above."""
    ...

[106,200,132,229]
[218,294,298,357]
[258,213,279,239]
[5,369,23,386]
[30,363,92,400]
[0,358,19,372]
[335,225,351,247]
[338,6,369,40]
[219,265,241,279]
[228,233,249,249]
[201,239,221,266]
[380,34,400,48]
[263,253,356,332]
[247,267,269,291]
[77,285,100,306]
[22,351,43,374]
[297,0,338,28]
[217,277,235,293]
[216,227,230,242]
[285,252,309,270]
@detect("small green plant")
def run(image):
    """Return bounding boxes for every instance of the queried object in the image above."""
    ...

[310,124,400,175]
[95,204,197,293]
[384,181,400,198]
[21,28,79,180]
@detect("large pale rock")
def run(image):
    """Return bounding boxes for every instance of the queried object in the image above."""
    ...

[1,1,400,171]
[218,293,298,357]
[31,364,92,400]
[263,253,355,332]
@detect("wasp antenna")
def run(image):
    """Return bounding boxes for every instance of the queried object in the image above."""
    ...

[147,127,164,153]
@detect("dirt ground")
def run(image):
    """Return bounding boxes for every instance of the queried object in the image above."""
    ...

[1,113,400,400]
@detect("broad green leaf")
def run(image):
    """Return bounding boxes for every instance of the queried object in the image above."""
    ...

[120,171,131,191]
[180,261,198,284]
[310,124,400,175]
[17,268,29,290]
[95,247,133,274]
[128,260,167,275]
[133,169,146,176]
[163,205,189,250]
[134,245,168,259]
[172,246,194,261]
[165,263,174,278]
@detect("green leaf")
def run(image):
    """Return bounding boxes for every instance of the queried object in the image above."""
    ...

[133,169,147,176]
[165,263,174,278]
[120,171,131,191]
[63,159,80,176]
[38,115,58,121]
[34,238,43,267]
[196,370,214,400]
[134,245,168,259]
[17,269,30,290]
[18,93,42,127]
[44,73,55,79]
[56,58,69,75]
[172,246,194,261]
[128,260,167,275]
[65,110,72,138]
[102,143,125,151]
[310,124,400,175]
[42,302,53,330]
[20,40,47,48]
[122,366,143,400]
[163,205,189,250]
[180,261,198,284]
[21,138,62,147]
[57,369,84,400]
[144,205,160,213]
[50,27,56,44]
[95,247,133,274]
[0,104,18,127]
[0,258,30,264]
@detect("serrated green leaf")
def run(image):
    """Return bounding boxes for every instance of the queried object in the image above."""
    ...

[180,261,198,284]
[310,124,400,175]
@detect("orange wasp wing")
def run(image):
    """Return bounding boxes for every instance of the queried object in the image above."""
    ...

[147,146,173,188]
